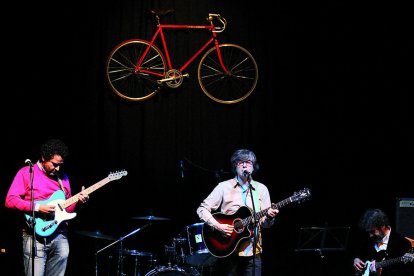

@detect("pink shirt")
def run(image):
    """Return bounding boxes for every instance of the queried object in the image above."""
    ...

[5,162,76,215]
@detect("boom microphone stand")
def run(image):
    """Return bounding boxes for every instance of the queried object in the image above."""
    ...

[95,223,151,276]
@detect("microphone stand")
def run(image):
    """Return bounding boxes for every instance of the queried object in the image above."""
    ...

[247,174,257,276]
[28,162,36,276]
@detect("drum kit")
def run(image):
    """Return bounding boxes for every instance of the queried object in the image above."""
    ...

[77,215,217,276]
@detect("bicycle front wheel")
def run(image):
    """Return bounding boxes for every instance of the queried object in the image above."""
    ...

[106,39,166,102]
[198,44,258,104]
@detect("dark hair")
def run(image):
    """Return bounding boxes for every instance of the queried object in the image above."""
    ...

[40,139,69,161]
[358,208,390,232]
[230,149,259,174]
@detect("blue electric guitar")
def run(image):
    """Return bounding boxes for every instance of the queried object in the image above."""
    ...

[25,170,128,237]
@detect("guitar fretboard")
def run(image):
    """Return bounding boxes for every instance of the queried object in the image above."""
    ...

[253,198,293,221]
[62,177,111,209]
[236,188,310,228]
[377,253,413,269]
[241,196,296,227]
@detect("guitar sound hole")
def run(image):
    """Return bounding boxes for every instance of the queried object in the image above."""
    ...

[233,219,244,234]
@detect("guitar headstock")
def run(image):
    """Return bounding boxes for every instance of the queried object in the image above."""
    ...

[292,188,311,204]
[108,170,128,180]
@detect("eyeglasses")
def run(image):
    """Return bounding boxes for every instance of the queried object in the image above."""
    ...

[237,160,253,166]
[49,161,64,168]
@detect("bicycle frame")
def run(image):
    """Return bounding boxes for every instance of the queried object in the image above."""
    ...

[135,21,229,78]
[106,12,259,104]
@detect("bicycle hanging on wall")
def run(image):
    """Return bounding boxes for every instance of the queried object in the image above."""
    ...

[105,10,259,104]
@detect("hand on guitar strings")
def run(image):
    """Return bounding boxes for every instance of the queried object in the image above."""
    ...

[39,204,56,214]
[353,257,365,273]
[215,222,234,236]
[353,258,376,274]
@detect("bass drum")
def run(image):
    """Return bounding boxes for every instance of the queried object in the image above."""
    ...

[145,265,188,275]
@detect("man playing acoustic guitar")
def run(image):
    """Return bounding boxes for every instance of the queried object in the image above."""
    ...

[197,149,278,276]
[5,139,89,276]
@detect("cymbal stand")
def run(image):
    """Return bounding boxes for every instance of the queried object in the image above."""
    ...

[95,223,150,276]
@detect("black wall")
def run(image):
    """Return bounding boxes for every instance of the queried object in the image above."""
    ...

[1,1,412,275]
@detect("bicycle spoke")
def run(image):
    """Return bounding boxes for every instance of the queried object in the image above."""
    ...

[105,40,166,101]
[198,44,258,104]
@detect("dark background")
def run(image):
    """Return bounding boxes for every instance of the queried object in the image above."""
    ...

[1,0,412,275]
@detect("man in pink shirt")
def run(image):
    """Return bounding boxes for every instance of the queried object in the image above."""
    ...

[5,138,89,276]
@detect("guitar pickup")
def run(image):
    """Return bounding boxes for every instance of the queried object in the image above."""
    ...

[42,220,58,231]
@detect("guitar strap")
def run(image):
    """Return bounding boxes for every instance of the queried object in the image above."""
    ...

[241,180,260,210]
[240,180,262,256]
[39,162,66,196]
[56,175,66,197]
[251,180,260,211]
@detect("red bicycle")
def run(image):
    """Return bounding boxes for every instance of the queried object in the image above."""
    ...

[105,10,259,104]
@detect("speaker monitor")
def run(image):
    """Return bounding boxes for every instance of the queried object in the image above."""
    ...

[396,197,414,238]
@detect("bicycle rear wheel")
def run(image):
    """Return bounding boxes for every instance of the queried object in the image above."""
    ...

[106,39,166,101]
[198,44,258,104]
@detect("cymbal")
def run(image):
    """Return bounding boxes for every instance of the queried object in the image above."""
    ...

[75,230,115,241]
[120,249,154,257]
[131,215,171,221]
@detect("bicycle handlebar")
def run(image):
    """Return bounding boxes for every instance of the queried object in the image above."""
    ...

[208,13,227,33]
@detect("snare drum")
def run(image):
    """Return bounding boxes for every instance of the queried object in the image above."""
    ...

[183,223,217,267]
[145,265,188,276]
[112,249,156,275]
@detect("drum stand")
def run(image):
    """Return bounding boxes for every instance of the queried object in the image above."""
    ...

[163,238,202,276]
[172,237,188,265]
[95,223,151,276]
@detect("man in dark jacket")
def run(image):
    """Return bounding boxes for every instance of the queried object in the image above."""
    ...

[352,208,413,276]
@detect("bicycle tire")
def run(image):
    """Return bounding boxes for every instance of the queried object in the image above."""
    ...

[106,39,166,102]
[198,44,259,104]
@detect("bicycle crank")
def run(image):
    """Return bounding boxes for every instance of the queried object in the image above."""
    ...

[157,69,189,88]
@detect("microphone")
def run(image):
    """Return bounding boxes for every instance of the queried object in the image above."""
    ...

[243,170,251,177]
[180,160,184,178]
[25,159,33,166]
